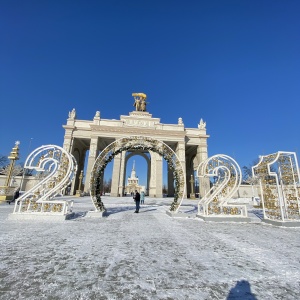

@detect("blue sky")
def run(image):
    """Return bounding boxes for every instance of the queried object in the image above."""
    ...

[1,1,300,187]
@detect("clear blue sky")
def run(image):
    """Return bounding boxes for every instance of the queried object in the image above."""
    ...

[1,1,300,187]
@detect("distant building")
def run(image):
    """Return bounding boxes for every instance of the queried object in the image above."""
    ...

[124,160,145,195]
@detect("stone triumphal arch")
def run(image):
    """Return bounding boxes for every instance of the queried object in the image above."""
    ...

[62,93,209,198]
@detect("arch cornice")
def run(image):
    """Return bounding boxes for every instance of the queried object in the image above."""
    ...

[90,124,186,136]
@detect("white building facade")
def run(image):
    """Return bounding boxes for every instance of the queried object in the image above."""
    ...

[62,97,209,198]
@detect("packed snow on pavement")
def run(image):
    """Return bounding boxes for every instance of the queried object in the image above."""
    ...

[1,196,300,299]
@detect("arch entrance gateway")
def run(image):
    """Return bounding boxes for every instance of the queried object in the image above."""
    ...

[62,94,209,199]
[90,136,185,212]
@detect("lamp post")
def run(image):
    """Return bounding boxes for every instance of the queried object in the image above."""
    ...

[76,170,84,197]
[189,174,195,199]
[0,141,20,202]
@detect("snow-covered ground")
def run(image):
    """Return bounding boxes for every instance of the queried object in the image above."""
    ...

[1,196,300,300]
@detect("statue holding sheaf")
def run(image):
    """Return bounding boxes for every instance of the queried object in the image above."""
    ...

[132,93,147,112]
[198,118,206,129]
[68,108,76,119]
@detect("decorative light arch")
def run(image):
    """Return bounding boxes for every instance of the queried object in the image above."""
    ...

[90,136,186,212]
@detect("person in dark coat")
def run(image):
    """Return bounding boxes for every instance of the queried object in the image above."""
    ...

[134,190,140,213]
[14,188,20,200]
[9,187,20,204]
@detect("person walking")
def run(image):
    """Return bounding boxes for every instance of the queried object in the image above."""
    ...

[9,187,20,205]
[134,190,140,213]
[140,191,145,205]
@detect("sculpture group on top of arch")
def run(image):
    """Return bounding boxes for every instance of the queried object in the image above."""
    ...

[8,139,300,226]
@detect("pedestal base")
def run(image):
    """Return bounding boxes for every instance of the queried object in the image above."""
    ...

[166,211,194,218]
[0,195,13,202]
[262,218,300,227]
[85,210,106,218]
[75,190,83,197]
[0,186,15,202]
[196,214,251,223]
[8,212,75,221]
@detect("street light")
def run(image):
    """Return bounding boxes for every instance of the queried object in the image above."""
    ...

[5,141,20,186]
[27,138,33,157]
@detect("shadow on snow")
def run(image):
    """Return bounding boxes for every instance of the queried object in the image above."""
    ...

[227,280,257,300]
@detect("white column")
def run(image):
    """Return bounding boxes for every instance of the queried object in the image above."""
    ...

[63,137,72,153]
[111,153,122,197]
[149,151,156,197]
[84,137,99,193]
[146,159,151,196]
[197,141,210,198]
[155,153,163,198]
[176,141,187,198]
[63,135,75,194]
[118,151,126,196]
[168,165,175,196]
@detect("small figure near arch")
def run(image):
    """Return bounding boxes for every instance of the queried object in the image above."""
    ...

[133,190,140,213]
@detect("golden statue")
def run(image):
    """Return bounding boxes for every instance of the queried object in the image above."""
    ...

[132,93,147,112]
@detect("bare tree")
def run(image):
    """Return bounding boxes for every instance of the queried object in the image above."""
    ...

[242,159,259,183]
[0,155,9,168]
[0,164,24,176]
[243,157,276,184]
[0,156,26,177]
[162,184,168,195]
[103,178,112,193]
[0,155,9,175]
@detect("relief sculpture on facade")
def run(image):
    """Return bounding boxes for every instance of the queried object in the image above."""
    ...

[125,119,154,127]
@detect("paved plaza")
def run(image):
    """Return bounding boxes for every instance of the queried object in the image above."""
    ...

[1,196,300,299]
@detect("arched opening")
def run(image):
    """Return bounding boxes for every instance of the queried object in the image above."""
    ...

[72,148,80,195]
[124,152,150,196]
[90,136,186,213]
